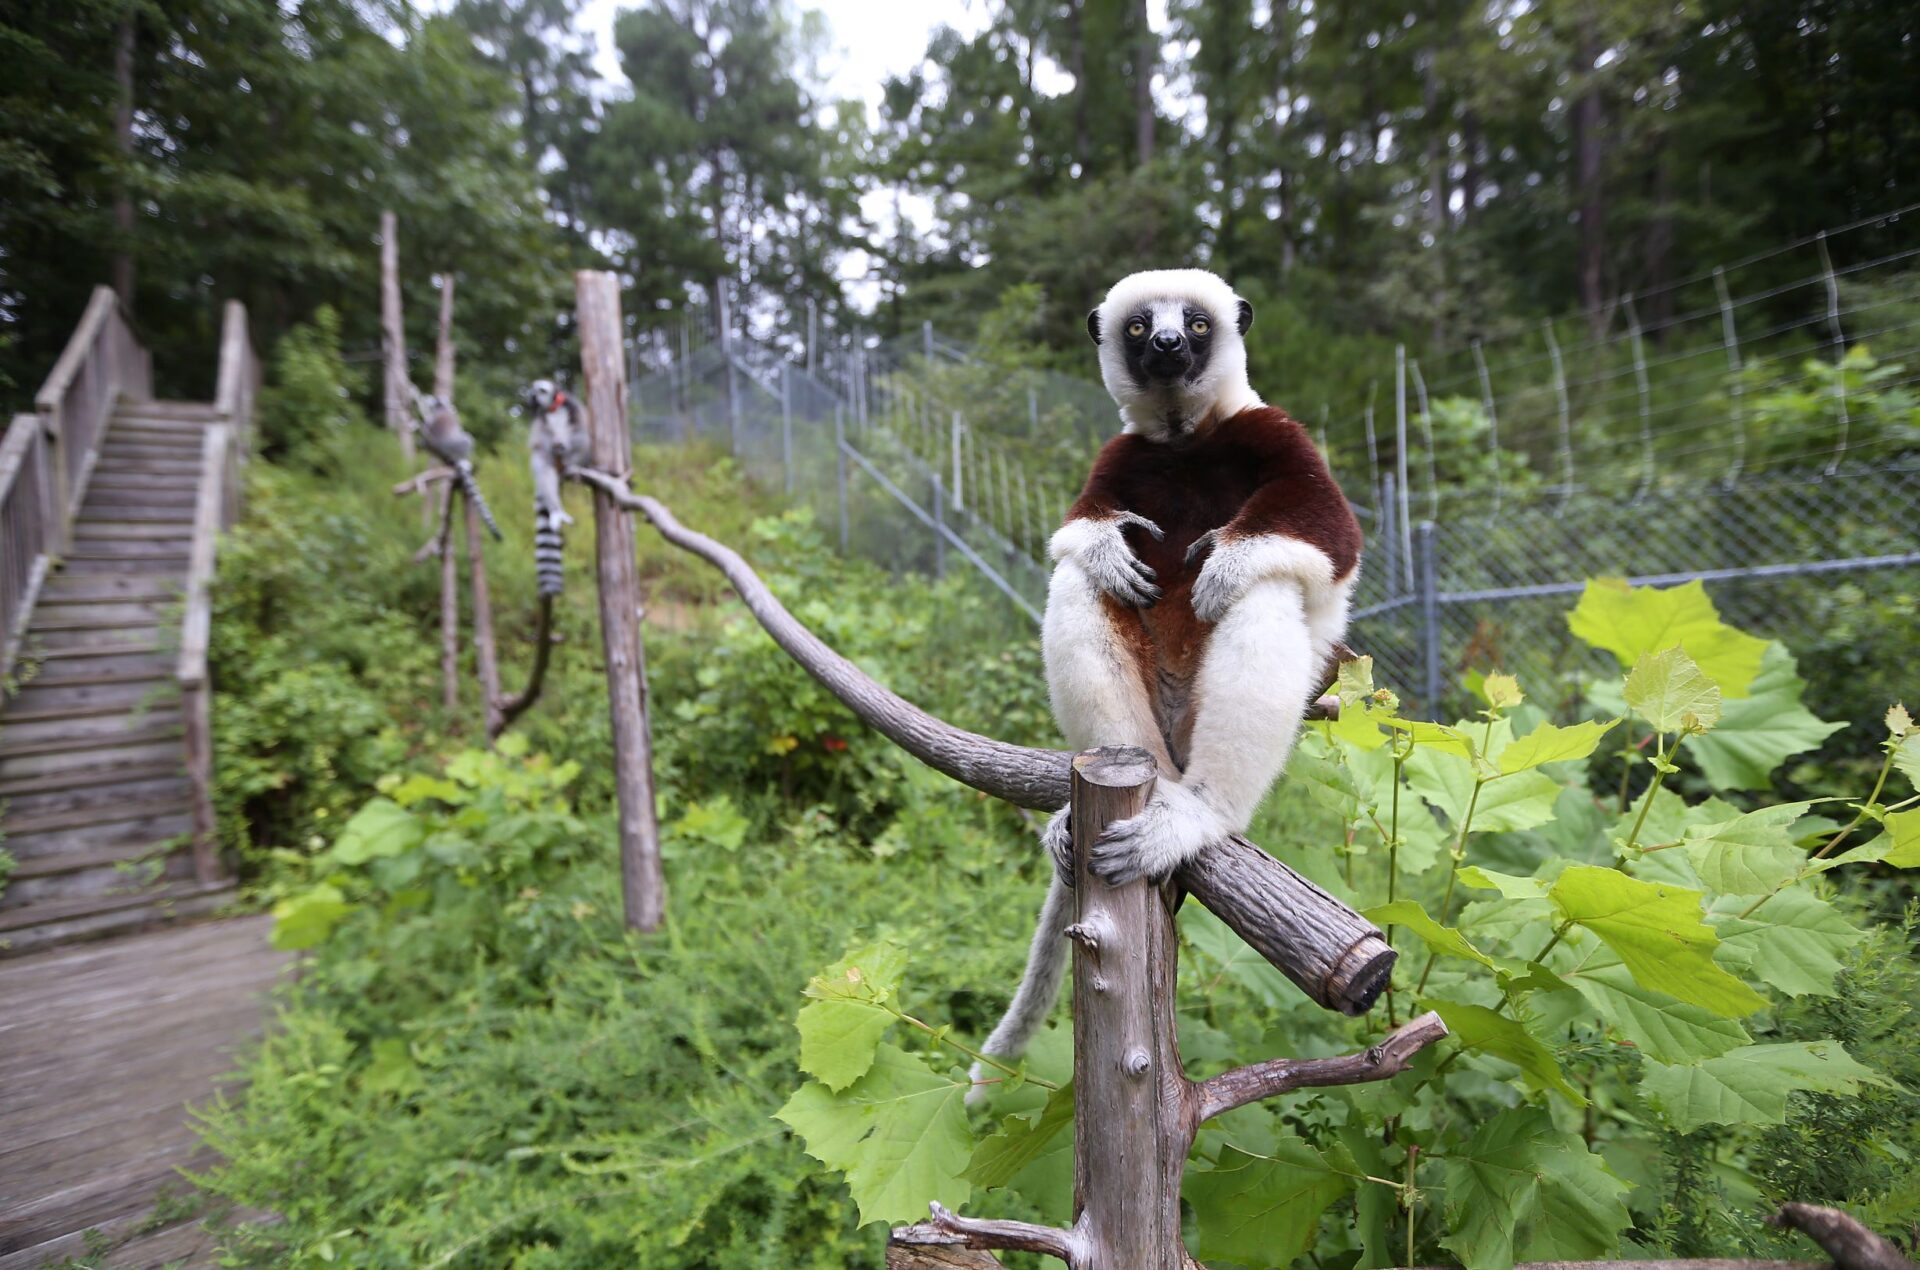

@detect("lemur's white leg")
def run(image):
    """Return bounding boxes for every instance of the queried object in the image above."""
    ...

[971,555,1172,1094]
[1304,572,1356,667]
[1089,573,1316,884]
[532,450,573,528]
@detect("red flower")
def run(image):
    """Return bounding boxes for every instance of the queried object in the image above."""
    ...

[821,735,848,753]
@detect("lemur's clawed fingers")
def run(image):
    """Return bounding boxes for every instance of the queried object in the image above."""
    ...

[1087,784,1226,886]
[1184,527,1221,568]
[1115,510,1166,541]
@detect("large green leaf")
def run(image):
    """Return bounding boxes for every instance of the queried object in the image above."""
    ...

[775,1043,973,1226]
[796,942,909,1091]
[1565,957,1751,1065]
[330,797,425,865]
[966,1081,1072,1190]
[1681,802,1816,895]
[1441,1108,1632,1270]
[1568,578,1768,696]
[270,883,351,950]
[1549,866,1766,1017]
[1688,644,1844,791]
[1499,718,1619,774]
[1880,809,1920,868]
[1183,906,1298,1009]
[1641,1042,1896,1132]
[1366,901,1496,970]
[1710,888,1864,997]
[1185,1140,1353,1266]
[1408,750,1561,833]
[1425,998,1584,1104]
[1624,647,1722,733]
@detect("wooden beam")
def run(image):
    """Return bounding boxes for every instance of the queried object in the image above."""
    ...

[575,270,665,932]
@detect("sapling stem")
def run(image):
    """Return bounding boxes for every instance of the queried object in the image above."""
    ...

[895,1009,1060,1091]
[1417,776,1485,994]
[1622,733,1671,855]
[1740,740,1901,920]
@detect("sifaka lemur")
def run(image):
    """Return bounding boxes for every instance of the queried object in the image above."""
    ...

[412,388,503,540]
[969,269,1362,1100]
[523,379,589,596]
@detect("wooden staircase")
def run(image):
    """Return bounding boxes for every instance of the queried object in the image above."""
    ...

[1,291,256,956]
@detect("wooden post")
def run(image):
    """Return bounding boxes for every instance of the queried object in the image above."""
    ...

[379,212,415,463]
[1067,748,1182,1267]
[576,270,666,932]
[433,275,502,735]
[434,278,459,716]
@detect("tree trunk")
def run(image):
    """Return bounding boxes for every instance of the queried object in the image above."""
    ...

[1573,11,1609,331]
[435,279,459,716]
[112,14,135,313]
[379,211,416,462]
[1643,150,1676,334]
[1272,4,1296,275]
[1069,0,1090,169]
[576,270,666,933]
[1132,0,1156,167]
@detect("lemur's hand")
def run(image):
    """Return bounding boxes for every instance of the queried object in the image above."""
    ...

[1058,512,1163,607]
[1190,531,1252,623]
[1041,807,1074,885]
[553,508,576,529]
[1089,781,1230,885]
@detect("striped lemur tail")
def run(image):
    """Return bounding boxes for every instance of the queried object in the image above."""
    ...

[532,506,567,596]
[454,461,503,541]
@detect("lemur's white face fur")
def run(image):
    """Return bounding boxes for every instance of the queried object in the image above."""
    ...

[526,379,560,413]
[1088,269,1262,439]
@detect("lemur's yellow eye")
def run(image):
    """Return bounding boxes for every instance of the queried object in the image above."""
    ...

[1191,317,1210,335]
[1126,320,1146,338]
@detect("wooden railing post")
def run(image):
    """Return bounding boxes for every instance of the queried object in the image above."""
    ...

[576,270,666,932]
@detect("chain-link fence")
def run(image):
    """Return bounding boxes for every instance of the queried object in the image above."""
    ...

[629,209,1919,719]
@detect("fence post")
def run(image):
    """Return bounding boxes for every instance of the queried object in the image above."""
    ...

[1416,520,1442,717]
[1395,347,1413,593]
[378,210,416,465]
[781,363,795,495]
[1471,339,1502,517]
[834,401,850,553]
[1544,320,1574,496]
[931,472,947,579]
[950,411,965,511]
[1624,293,1654,499]
[923,318,934,361]
[720,284,740,456]
[576,270,667,933]
[1380,472,1399,602]
[1715,267,1746,487]
[1816,230,1851,474]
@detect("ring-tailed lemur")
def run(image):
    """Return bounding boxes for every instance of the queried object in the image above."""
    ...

[523,379,588,596]
[968,269,1362,1102]
[412,389,503,540]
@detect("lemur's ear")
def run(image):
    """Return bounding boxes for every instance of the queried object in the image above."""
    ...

[1086,308,1103,345]
[1235,298,1254,336]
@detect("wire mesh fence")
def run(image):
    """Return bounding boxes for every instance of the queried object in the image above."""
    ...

[629,209,1920,719]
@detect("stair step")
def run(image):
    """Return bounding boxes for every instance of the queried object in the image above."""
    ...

[14,656,174,687]
[72,520,195,539]
[89,459,203,478]
[0,735,185,784]
[111,421,209,442]
[0,758,184,800]
[39,574,182,602]
[3,808,196,862]
[5,672,173,714]
[1,847,194,909]
[22,628,165,656]
[20,640,163,661]
[116,400,220,422]
[0,772,191,820]
[1,792,195,838]
[0,703,181,746]
[23,600,171,627]
[81,483,199,505]
[61,542,191,563]
[75,505,198,526]
[0,880,233,956]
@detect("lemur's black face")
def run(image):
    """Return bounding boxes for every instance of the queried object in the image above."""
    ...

[1116,299,1215,388]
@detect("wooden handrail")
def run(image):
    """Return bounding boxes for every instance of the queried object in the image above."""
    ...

[33,287,120,412]
[177,425,230,688]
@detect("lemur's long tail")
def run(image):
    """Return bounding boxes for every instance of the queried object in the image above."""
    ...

[966,872,1073,1107]
[454,462,503,541]
[533,506,567,596]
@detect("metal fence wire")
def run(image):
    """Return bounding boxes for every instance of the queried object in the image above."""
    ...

[631,216,1920,720]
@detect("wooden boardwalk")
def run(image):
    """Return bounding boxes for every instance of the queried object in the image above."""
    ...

[0,916,288,1268]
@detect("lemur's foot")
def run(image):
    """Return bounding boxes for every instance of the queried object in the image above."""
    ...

[1089,782,1229,885]
[1191,538,1254,622]
[1078,514,1163,607]
[1041,807,1073,885]
[1184,527,1221,568]
[554,509,576,529]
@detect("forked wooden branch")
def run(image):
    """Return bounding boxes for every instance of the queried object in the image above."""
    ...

[392,467,454,496]
[567,466,1395,1015]
[405,474,461,563]
[1769,1203,1917,1270]
[1195,1011,1448,1121]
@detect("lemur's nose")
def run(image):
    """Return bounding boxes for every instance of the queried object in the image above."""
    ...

[1151,330,1184,352]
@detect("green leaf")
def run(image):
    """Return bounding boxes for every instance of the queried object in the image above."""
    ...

[1688,644,1844,791]
[1878,809,1920,868]
[1458,866,1552,900]
[270,883,351,950]
[1183,906,1297,1009]
[1549,865,1766,1017]
[1481,671,1526,711]
[1441,1108,1632,1270]
[1565,959,1751,1065]
[797,942,910,1091]
[330,798,425,865]
[966,1081,1072,1190]
[1366,901,1496,969]
[1185,1141,1353,1266]
[1624,647,1722,733]
[1568,578,1768,696]
[387,774,463,807]
[1893,730,1920,791]
[774,1043,973,1226]
[1500,719,1619,774]
[1408,750,1561,833]
[1382,716,1475,758]
[1641,1041,1897,1132]
[1681,802,1817,895]
[1710,888,1865,997]
[1426,998,1585,1104]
